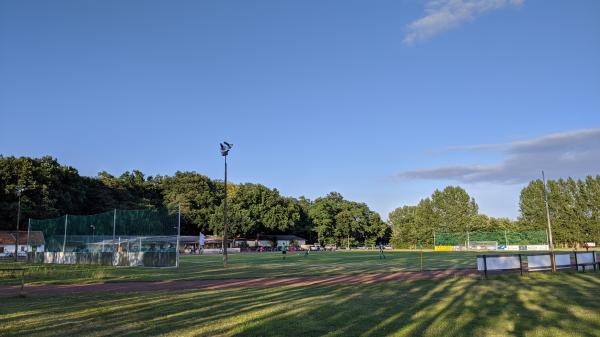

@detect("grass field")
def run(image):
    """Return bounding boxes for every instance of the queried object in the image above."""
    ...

[1,272,599,336]
[1,250,484,286]
[1,251,599,337]
[0,250,595,286]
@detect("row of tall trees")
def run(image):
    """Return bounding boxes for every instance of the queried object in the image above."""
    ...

[0,156,389,246]
[388,186,511,248]
[519,176,600,247]
[389,176,600,248]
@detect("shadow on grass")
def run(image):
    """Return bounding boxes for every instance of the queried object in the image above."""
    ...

[1,251,483,286]
[1,273,600,337]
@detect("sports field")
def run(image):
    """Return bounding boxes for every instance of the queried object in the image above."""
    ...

[1,250,481,286]
[1,251,599,337]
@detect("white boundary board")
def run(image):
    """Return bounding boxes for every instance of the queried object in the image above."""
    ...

[555,254,571,267]
[527,255,551,269]
[576,252,595,264]
[477,256,520,271]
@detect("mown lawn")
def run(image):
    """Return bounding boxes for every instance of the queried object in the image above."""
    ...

[1,272,599,337]
[1,251,482,286]
[0,250,594,286]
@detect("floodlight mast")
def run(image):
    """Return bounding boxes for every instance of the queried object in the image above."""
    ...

[220,142,233,268]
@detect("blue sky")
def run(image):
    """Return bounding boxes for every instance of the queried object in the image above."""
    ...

[1,0,599,219]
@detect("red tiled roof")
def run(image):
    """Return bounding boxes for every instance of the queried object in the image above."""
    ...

[0,231,45,245]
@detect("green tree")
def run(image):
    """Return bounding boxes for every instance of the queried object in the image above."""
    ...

[430,186,479,233]
[160,171,220,234]
[388,205,418,248]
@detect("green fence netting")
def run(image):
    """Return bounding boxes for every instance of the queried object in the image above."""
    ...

[27,208,179,267]
[434,230,548,246]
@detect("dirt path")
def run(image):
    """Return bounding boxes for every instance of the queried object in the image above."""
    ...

[0,269,477,297]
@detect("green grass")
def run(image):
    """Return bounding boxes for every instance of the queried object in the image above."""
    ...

[2,250,593,286]
[1,272,599,336]
[0,251,486,286]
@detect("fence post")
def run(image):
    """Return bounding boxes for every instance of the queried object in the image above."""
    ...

[20,269,25,295]
[593,252,597,272]
[62,214,68,253]
[519,254,523,276]
[574,252,579,272]
[483,255,488,279]
[467,231,470,251]
[419,242,423,272]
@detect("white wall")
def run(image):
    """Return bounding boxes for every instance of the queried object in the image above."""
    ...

[0,244,44,256]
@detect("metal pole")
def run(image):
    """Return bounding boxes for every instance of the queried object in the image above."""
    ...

[63,214,68,253]
[113,209,117,253]
[176,203,181,268]
[433,231,436,249]
[542,171,556,272]
[223,155,228,268]
[26,218,31,262]
[420,243,424,272]
[467,231,470,251]
[504,230,508,247]
[27,219,31,255]
[483,255,488,279]
[15,193,21,261]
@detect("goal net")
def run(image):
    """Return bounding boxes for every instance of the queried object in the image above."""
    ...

[468,241,498,251]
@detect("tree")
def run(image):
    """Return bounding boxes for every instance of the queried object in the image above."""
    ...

[208,183,301,238]
[430,186,478,233]
[518,175,600,246]
[308,192,388,246]
[388,206,417,248]
[160,171,220,234]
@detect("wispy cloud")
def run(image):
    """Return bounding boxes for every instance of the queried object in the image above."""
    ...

[398,128,600,184]
[403,0,524,45]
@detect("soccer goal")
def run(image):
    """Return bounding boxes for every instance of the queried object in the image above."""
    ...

[468,241,498,251]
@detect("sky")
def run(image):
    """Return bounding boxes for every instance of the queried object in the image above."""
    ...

[1,0,599,220]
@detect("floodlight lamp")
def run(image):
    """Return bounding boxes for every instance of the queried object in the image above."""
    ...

[15,187,24,197]
[220,142,233,156]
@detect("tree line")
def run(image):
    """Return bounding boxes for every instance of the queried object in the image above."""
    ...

[2,156,598,248]
[389,176,600,248]
[0,156,389,246]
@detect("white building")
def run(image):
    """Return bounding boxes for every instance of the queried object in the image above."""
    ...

[0,231,45,257]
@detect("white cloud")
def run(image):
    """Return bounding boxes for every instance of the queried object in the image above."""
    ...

[404,0,524,45]
[398,128,600,184]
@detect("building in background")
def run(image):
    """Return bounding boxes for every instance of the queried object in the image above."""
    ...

[0,231,45,257]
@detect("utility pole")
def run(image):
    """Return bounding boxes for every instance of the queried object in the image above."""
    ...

[220,142,233,268]
[542,171,556,272]
[14,187,24,262]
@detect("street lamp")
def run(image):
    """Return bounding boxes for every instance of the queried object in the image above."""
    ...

[220,141,233,268]
[89,225,96,243]
[14,187,24,262]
